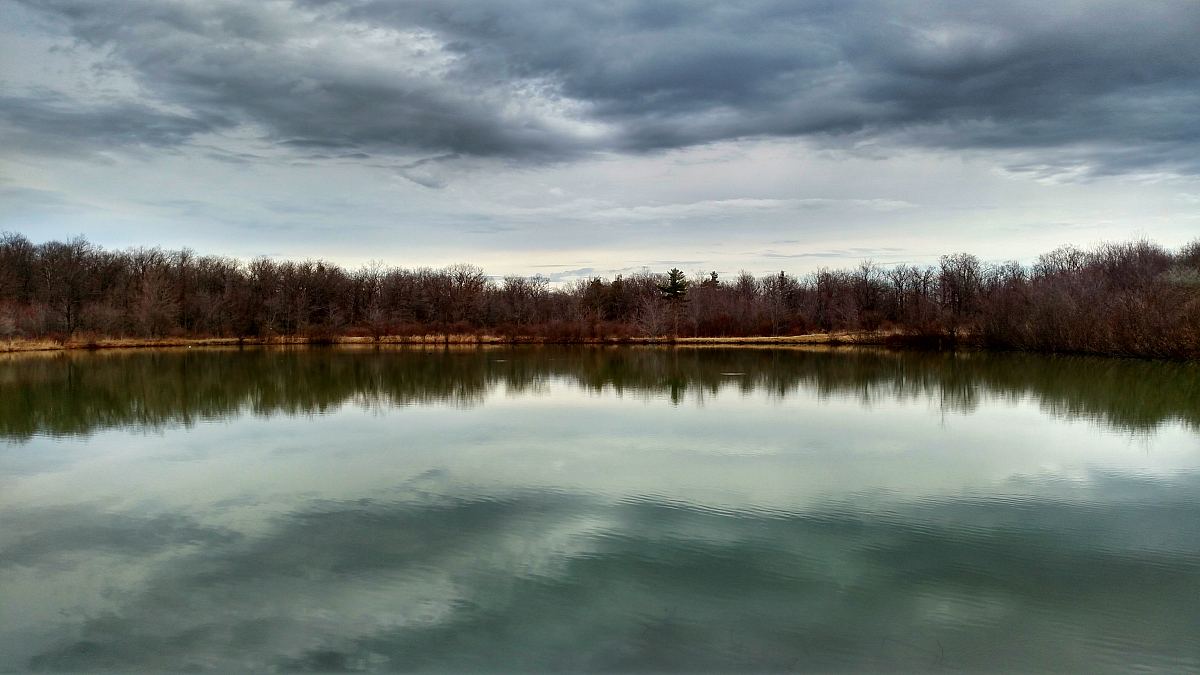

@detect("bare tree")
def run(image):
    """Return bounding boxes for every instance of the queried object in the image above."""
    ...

[0,234,1196,358]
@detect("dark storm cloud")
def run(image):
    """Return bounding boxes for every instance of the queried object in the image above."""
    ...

[8,0,1200,174]
[0,91,221,155]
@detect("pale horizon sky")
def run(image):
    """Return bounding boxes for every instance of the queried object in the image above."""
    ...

[2,1,1198,282]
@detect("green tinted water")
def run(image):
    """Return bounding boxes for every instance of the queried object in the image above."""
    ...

[1,346,1198,672]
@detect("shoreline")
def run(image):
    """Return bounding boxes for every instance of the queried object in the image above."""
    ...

[1,331,898,354]
[3,332,1191,361]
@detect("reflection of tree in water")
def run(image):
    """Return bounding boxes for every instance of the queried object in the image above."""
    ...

[1,346,1197,439]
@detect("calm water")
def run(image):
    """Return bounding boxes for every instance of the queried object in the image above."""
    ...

[1,346,1198,672]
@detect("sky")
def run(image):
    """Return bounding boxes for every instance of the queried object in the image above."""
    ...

[1,0,1198,281]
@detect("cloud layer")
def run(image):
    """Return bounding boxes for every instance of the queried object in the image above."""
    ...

[7,0,1200,176]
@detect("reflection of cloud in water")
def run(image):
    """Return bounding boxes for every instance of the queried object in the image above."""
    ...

[5,475,1199,672]
[0,509,241,569]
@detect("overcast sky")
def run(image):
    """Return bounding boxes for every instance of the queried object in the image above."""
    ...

[2,0,1198,280]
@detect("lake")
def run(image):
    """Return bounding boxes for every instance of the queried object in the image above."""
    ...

[1,346,1198,672]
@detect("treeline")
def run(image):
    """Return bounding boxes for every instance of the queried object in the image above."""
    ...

[1,233,1198,358]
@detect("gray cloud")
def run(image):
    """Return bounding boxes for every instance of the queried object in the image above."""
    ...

[8,0,1200,176]
[395,153,461,189]
[756,247,911,260]
[535,266,596,283]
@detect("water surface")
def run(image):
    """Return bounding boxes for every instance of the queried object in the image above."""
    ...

[1,346,1198,672]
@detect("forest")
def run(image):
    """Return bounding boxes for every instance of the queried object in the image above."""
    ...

[1,232,1198,358]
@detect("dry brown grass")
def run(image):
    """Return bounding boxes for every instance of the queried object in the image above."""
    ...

[668,330,898,345]
[0,339,64,353]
